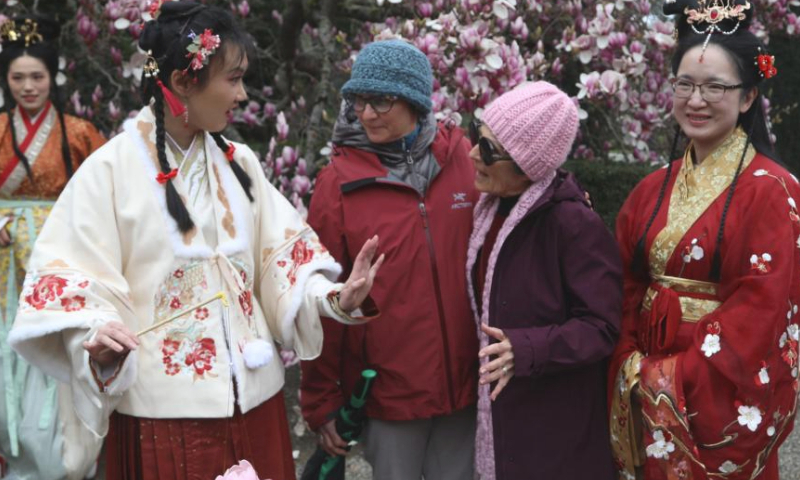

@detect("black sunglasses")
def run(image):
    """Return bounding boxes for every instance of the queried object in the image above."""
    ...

[469,119,513,166]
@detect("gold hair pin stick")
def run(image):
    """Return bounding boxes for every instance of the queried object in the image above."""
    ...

[137,291,229,337]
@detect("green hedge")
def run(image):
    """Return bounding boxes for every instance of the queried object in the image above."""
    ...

[564,159,657,230]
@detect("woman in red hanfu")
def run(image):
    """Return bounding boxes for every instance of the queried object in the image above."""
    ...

[609,1,798,479]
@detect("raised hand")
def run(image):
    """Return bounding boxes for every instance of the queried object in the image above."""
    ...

[339,235,384,313]
[478,323,515,401]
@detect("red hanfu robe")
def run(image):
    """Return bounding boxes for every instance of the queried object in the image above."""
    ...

[609,128,800,480]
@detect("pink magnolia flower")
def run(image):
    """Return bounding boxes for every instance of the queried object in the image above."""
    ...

[276,112,289,141]
[237,0,250,17]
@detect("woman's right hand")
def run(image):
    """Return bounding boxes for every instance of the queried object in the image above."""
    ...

[83,322,140,367]
[318,418,349,457]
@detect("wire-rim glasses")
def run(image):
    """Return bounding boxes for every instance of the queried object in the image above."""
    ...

[671,78,744,103]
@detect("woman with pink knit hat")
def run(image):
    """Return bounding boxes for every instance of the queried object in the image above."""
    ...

[467,81,621,480]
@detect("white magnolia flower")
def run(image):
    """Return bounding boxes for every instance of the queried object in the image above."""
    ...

[737,405,762,432]
[719,460,738,474]
[767,426,776,437]
[701,333,721,358]
[645,430,675,459]
[789,197,797,209]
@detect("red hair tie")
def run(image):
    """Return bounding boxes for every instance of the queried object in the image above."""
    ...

[225,144,236,162]
[156,169,178,184]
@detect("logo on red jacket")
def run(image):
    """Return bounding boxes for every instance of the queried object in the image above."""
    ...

[451,192,473,210]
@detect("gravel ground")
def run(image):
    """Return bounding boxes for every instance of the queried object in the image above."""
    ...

[780,412,800,480]
[286,365,800,480]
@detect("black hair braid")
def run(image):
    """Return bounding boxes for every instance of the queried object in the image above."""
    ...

[52,83,74,178]
[631,125,682,278]
[153,88,195,233]
[708,121,756,282]
[3,99,34,179]
[209,132,253,202]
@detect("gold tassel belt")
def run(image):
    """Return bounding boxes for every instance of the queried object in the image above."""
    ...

[641,274,721,323]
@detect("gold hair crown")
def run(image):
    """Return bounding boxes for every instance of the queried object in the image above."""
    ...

[0,18,44,48]
[685,1,751,33]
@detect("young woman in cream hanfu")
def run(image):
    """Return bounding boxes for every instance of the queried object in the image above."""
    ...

[7,3,383,479]
[0,15,106,480]
[609,2,799,479]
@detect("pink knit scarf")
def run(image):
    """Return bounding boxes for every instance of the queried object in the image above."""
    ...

[465,170,556,480]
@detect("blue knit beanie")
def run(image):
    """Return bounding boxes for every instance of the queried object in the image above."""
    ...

[341,40,433,114]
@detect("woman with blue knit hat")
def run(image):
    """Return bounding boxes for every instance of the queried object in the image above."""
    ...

[301,39,480,479]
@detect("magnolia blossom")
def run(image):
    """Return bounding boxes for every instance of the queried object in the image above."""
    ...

[215,460,263,480]
[276,112,289,141]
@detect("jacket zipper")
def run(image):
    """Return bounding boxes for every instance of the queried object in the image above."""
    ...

[418,200,457,411]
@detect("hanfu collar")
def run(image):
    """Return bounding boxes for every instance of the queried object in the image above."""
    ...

[678,127,754,201]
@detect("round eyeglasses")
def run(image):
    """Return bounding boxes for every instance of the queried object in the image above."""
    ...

[671,78,743,103]
[469,119,513,166]
[351,95,398,114]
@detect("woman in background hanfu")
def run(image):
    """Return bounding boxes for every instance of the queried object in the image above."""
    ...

[609,1,799,479]
[0,15,105,480]
[7,2,382,479]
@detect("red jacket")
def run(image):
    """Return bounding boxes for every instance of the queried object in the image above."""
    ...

[301,123,479,429]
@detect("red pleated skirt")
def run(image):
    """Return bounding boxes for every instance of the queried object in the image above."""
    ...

[105,393,297,480]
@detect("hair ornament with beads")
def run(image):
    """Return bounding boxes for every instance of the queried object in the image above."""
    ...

[183,29,220,76]
[0,18,44,48]
[665,1,752,61]
[756,48,777,79]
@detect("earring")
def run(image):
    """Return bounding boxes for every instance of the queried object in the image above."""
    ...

[183,107,189,127]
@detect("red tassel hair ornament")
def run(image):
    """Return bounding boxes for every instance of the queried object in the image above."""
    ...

[156,79,187,118]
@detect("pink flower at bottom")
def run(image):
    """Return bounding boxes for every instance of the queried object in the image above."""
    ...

[216,460,266,480]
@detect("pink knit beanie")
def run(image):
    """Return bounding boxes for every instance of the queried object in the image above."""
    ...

[482,81,579,182]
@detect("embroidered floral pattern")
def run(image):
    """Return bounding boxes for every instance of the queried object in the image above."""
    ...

[184,338,216,375]
[194,307,209,320]
[701,321,722,358]
[719,460,739,474]
[736,404,762,432]
[160,328,217,379]
[682,238,704,263]
[754,361,770,386]
[645,430,675,459]
[154,261,209,322]
[60,296,86,312]
[24,275,68,310]
[750,253,772,274]
[21,274,93,312]
[239,290,253,317]
[779,324,799,368]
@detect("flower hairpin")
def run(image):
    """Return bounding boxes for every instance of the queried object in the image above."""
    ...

[183,29,221,76]
[755,48,777,79]
[0,18,44,48]
[147,0,165,20]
